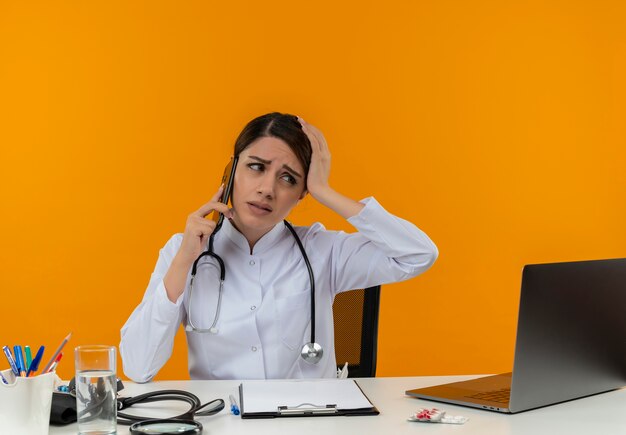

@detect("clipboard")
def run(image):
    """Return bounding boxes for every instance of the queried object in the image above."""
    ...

[238,379,379,418]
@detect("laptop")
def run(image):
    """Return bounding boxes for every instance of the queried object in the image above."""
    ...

[406,258,626,413]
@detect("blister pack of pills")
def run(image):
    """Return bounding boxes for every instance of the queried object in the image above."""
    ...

[407,407,469,424]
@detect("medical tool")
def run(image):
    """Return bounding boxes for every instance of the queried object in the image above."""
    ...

[184,157,324,364]
[52,377,225,432]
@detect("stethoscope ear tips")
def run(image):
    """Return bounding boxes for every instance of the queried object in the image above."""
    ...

[300,342,323,364]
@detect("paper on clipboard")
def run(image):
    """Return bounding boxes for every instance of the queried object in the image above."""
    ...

[240,379,374,414]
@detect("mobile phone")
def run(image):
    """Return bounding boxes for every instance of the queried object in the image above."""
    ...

[211,156,238,224]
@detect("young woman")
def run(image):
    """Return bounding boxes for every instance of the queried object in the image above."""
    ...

[120,112,438,381]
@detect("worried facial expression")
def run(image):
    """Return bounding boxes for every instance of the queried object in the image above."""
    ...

[230,136,307,243]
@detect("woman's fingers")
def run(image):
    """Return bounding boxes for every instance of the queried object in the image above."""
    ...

[297,116,332,197]
[211,184,224,202]
[297,117,314,147]
[205,202,232,219]
[298,117,330,159]
[189,215,217,235]
[177,185,236,262]
[195,186,233,219]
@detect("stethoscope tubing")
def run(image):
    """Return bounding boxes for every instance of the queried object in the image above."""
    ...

[283,220,316,344]
[186,218,318,351]
[117,389,225,425]
[74,386,224,426]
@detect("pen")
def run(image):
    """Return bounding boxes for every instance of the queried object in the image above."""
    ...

[41,332,71,373]
[26,345,45,377]
[0,371,8,385]
[46,352,63,373]
[2,346,20,376]
[229,394,240,415]
[14,345,26,377]
[25,345,32,372]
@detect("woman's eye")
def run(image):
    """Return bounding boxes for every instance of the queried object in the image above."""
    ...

[248,163,264,171]
[281,174,297,185]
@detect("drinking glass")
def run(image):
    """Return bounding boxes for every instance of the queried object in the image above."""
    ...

[74,345,117,435]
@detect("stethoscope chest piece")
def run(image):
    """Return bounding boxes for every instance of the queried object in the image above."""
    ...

[130,418,203,434]
[301,342,323,364]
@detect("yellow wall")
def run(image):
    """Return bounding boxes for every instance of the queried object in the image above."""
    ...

[1,1,625,381]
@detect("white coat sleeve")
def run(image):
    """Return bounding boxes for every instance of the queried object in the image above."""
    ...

[119,234,185,383]
[309,197,438,293]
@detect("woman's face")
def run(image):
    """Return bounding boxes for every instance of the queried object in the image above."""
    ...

[230,136,306,242]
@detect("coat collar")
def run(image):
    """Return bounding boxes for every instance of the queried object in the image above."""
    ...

[221,217,287,255]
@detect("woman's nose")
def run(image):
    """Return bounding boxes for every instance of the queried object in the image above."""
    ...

[256,173,275,198]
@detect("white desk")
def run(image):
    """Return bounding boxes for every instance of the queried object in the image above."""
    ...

[49,375,626,435]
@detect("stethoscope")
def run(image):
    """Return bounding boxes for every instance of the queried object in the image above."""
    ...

[117,390,224,425]
[70,377,224,434]
[184,209,324,364]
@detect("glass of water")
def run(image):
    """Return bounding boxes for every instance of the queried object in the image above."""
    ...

[74,345,117,435]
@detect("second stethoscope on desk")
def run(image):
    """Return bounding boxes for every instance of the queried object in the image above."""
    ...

[69,377,224,434]
[184,159,323,364]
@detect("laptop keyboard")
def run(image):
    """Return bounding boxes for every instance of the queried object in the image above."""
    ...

[466,388,511,403]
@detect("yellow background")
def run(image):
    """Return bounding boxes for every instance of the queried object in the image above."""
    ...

[1,1,625,381]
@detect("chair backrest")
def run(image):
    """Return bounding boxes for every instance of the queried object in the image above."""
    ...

[332,286,381,378]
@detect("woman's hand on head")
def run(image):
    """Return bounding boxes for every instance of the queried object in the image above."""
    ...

[296,116,365,219]
[298,117,331,200]
[177,186,233,264]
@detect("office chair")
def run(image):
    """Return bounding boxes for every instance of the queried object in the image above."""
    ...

[332,286,381,378]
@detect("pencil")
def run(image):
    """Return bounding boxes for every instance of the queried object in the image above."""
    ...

[41,332,72,373]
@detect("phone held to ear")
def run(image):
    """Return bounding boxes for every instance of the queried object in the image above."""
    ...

[211,156,238,224]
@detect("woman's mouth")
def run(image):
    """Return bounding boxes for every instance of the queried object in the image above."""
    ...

[247,201,273,215]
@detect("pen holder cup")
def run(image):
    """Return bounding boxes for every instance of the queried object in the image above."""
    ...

[0,368,58,435]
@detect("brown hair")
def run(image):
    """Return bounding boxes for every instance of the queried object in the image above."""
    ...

[233,112,312,187]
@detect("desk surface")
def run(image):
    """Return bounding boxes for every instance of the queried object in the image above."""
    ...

[50,375,626,435]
